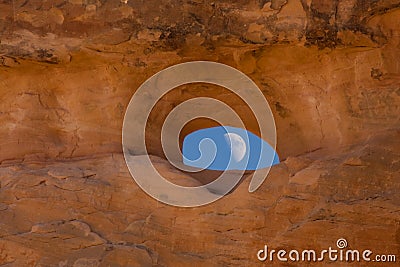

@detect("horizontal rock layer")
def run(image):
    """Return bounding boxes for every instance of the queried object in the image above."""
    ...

[1,130,399,266]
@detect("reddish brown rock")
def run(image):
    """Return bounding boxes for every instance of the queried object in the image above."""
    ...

[0,0,399,266]
[0,130,399,266]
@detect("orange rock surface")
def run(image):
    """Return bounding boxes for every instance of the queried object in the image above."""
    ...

[0,0,399,266]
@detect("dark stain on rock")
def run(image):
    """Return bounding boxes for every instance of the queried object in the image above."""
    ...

[275,101,291,118]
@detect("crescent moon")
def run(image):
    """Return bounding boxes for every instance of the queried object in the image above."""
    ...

[224,133,247,162]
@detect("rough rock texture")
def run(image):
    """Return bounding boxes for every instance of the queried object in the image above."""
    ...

[0,0,400,266]
[1,130,399,266]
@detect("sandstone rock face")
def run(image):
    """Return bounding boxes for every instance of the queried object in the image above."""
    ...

[0,0,399,266]
[1,131,399,266]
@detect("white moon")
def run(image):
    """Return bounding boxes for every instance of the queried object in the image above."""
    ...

[224,133,247,162]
